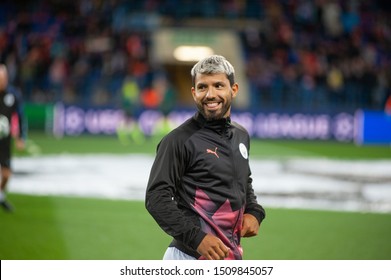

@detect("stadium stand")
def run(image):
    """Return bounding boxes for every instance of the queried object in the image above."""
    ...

[0,0,390,113]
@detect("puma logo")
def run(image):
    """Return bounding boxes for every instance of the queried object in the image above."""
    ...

[206,147,219,158]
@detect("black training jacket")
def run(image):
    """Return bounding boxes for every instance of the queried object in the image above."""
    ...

[0,86,25,148]
[146,112,265,260]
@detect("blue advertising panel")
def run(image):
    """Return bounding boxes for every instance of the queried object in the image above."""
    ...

[53,104,391,145]
[52,103,357,143]
[356,110,391,145]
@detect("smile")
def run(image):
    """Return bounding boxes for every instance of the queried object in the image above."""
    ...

[205,102,221,110]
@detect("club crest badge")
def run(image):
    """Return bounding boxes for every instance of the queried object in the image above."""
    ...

[4,93,15,107]
[239,143,248,159]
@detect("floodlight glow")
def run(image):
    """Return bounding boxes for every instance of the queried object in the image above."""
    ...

[173,46,214,61]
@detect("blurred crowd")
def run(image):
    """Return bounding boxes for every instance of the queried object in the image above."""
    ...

[241,0,391,112]
[0,0,390,113]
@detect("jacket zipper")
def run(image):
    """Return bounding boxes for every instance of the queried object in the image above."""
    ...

[224,125,241,247]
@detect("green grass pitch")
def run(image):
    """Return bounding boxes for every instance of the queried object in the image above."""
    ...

[1,132,391,260]
[2,194,390,260]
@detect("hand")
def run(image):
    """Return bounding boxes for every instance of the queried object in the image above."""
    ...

[197,234,230,260]
[15,138,25,151]
[241,213,260,237]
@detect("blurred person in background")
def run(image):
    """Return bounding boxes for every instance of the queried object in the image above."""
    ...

[146,55,265,260]
[116,76,145,145]
[0,64,25,212]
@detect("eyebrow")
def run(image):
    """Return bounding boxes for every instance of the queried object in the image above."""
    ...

[196,81,226,87]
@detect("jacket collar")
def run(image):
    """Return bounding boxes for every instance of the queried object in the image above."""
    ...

[194,112,232,136]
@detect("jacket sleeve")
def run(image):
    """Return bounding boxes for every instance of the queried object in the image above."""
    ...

[244,141,266,224]
[145,133,206,250]
[244,171,266,224]
[12,88,26,140]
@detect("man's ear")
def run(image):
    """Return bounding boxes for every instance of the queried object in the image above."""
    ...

[191,87,196,101]
[231,83,239,98]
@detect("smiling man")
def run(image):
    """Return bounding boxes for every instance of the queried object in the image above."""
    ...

[145,55,265,260]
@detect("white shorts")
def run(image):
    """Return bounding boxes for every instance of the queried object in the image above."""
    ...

[163,247,197,260]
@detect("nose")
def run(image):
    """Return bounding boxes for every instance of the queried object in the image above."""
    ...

[205,86,217,99]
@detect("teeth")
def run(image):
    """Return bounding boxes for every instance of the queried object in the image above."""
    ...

[206,102,219,108]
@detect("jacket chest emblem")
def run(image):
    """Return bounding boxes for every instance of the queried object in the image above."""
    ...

[3,93,15,107]
[239,143,248,159]
[206,147,219,158]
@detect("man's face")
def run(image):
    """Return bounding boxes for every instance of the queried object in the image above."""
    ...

[0,69,8,92]
[191,73,238,121]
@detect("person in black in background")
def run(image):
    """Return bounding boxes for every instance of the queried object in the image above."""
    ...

[146,55,265,260]
[0,64,25,212]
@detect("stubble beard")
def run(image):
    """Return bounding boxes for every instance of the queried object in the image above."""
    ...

[197,99,231,121]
